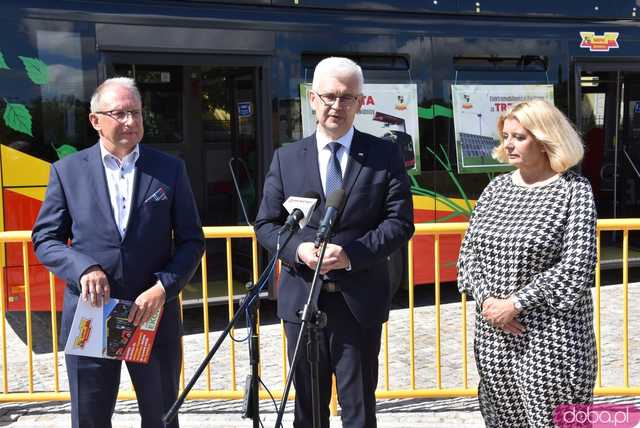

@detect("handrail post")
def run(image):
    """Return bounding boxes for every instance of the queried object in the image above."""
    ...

[434,234,441,390]
[49,272,59,392]
[408,238,415,390]
[22,242,33,393]
[226,238,237,391]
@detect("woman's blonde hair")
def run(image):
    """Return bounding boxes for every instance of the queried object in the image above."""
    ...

[492,99,584,172]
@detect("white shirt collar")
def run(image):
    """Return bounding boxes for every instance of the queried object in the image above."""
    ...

[99,142,140,168]
[315,126,354,153]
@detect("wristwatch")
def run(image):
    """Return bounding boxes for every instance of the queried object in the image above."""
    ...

[512,296,523,313]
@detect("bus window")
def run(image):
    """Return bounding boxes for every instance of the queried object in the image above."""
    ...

[578,68,640,219]
[107,57,262,306]
[0,18,97,310]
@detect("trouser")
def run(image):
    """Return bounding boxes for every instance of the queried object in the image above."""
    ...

[65,340,181,428]
[284,291,383,428]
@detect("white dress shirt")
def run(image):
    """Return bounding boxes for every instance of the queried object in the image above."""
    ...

[316,126,353,195]
[99,143,139,239]
[311,126,353,270]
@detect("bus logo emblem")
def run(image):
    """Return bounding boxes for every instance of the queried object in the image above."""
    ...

[580,32,620,52]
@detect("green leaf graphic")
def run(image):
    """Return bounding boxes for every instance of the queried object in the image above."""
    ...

[54,144,77,159]
[3,100,33,136]
[18,56,49,85]
[0,52,9,70]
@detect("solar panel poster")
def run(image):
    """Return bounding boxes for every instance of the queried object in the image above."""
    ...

[300,83,421,175]
[451,84,554,174]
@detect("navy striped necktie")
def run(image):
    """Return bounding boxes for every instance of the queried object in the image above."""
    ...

[325,142,343,196]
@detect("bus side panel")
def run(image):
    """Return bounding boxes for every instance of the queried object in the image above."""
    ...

[3,188,63,311]
[412,207,463,285]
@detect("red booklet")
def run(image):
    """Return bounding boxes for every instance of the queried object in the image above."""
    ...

[64,298,162,363]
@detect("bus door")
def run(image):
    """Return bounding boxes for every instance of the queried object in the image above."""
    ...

[103,53,268,305]
[575,62,640,261]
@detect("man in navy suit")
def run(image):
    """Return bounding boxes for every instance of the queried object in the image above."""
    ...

[32,77,205,428]
[255,57,414,428]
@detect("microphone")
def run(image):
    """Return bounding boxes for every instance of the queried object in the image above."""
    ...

[314,189,346,248]
[280,191,321,233]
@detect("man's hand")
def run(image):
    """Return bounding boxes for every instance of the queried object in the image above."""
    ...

[80,266,110,307]
[296,242,350,275]
[128,282,166,326]
[297,242,320,271]
[318,243,350,274]
[482,297,524,335]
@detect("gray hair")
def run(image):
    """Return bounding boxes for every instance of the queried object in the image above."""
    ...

[312,57,364,93]
[90,77,141,113]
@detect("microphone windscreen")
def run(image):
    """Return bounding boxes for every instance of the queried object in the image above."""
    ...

[303,191,321,201]
[325,189,346,212]
[301,191,321,217]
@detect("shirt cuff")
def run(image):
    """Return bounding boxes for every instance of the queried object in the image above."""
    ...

[295,244,303,264]
[154,276,165,291]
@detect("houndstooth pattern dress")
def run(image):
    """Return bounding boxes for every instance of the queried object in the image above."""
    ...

[457,171,597,427]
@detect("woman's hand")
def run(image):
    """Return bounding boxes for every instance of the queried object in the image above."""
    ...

[482,297,526,335]
[499,319,526,336]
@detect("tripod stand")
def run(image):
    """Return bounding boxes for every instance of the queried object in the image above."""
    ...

[163,227,296,426]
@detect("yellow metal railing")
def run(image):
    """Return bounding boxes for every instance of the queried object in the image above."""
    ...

[594,219,640,395]
[0,219,638,405]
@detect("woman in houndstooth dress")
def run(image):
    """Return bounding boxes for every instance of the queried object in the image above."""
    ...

[457,99,597,427]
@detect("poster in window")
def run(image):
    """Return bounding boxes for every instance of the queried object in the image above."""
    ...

[300,83,421,175]
[451,84,554,174]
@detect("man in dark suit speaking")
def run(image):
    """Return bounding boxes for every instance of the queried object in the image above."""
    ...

[32,77,205,428]
[255,57,414,427]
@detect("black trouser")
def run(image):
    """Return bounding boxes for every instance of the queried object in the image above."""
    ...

[66,341,181,428]
[284,291,382,428]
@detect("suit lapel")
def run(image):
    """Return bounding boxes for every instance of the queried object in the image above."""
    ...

[343,129,367,197]
[121,145,154,242]
[298,135,326,227]
[86,143,121,240]
[301,135,324,201]
[130,145,154,216]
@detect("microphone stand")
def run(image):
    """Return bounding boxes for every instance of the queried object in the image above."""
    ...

[163,226,297,426]
[242,278,261,428]
[274,237,332,428]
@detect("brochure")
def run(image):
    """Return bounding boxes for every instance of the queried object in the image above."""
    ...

[64,297,162,363]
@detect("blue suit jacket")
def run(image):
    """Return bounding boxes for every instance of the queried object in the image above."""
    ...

[32,143,205,346]
[255,130,414,327]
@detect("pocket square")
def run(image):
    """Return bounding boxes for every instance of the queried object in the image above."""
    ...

[144,187,168,203]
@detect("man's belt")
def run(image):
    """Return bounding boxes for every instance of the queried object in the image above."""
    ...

[321,281,341,293]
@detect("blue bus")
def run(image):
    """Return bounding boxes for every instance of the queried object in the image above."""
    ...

[1,0,639,310]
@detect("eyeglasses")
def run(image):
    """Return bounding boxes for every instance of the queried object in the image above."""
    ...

[95,110,142,123]
[313,92,361,107]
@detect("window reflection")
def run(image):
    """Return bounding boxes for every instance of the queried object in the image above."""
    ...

[200,67,257,226]
[112,64,183,145]
[278,99,302,144]
[0,21,95,163]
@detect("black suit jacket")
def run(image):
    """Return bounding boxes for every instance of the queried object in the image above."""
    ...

[255,130,414,327]
[32,143,205,346]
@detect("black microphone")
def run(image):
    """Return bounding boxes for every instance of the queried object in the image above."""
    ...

[280,191,321,233]
[314,189,346,248]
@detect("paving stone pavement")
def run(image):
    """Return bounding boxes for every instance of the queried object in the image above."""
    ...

[0,282,638,427]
